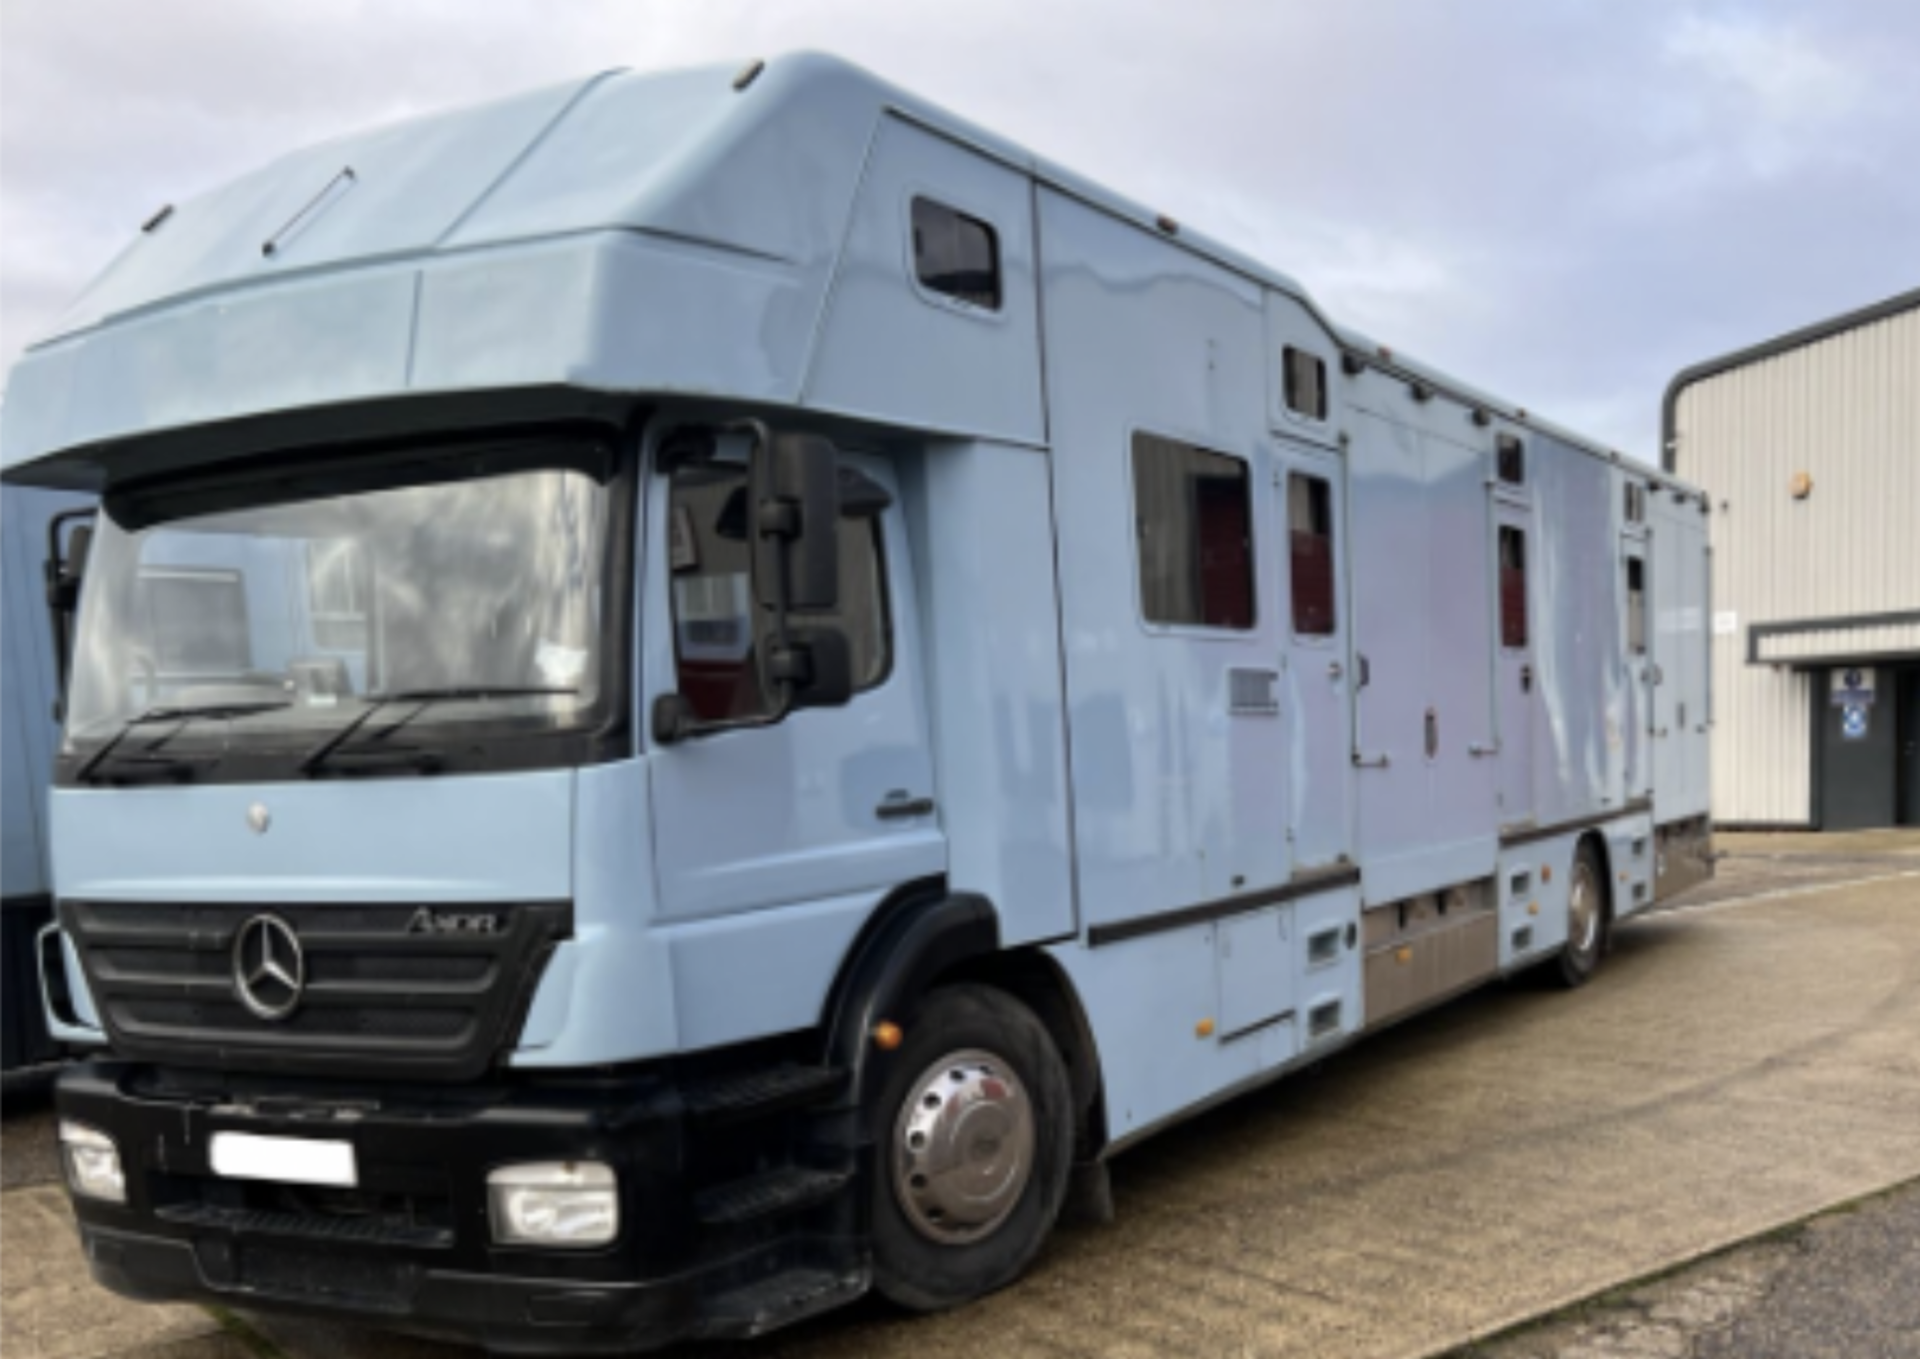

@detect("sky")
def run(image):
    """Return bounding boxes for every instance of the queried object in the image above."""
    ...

[3,0,1916,461]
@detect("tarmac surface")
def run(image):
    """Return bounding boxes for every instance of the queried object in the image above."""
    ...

[4,827,1918,1359]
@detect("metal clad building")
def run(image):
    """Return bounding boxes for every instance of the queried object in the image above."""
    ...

[1665,288,1920,830]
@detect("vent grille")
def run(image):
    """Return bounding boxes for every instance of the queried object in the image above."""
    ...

[1306,928,1341,967]
[1307,999,1342,1041]
[1228,668,1280,716]
[60,899,568,1082]
[1513,926,1534,953]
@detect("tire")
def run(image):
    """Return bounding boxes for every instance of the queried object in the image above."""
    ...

[1555,838,1609,989]
[870,983,1074,1311]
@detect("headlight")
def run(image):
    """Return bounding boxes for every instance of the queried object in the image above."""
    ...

[59,1121,126,1203]
[487,1162,618,1247]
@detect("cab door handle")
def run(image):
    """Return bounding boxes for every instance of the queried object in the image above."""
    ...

[876,793,936,821]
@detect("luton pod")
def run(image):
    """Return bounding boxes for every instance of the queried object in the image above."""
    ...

[1,53,1712,1351]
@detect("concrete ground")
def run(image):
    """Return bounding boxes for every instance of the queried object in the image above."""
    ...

[4,828,1918,1359]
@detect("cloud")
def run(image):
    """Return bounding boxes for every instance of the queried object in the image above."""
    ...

[3,0,1916,458]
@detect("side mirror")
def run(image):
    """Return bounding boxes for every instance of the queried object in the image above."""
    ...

[43,509,99,716]
[751,433,840,611]
[769,628,855,711]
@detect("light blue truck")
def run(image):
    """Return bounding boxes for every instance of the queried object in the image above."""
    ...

[4,54,1712,1352]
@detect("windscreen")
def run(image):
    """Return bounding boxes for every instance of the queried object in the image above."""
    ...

[64,462,613,765]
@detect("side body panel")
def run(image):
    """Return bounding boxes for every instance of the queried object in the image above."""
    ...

[895,440,1076,945]
[1528,437,1630,829]
[804,117,1046,446]
[1035,188,1289,936]
[1343,387,1499,905]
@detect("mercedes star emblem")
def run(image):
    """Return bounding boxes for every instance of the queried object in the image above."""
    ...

[232,914,305,1020]
[246,803,272,835]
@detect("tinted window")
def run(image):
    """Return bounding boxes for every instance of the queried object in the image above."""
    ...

[1499,527,1528,649]
[1497,435,1526,486]
[1288,473,1337,636]
[1626,557,1647,655]
[911,198,1001,310]
[1132,434,1255,631]
[1283,347,1328,421]
[669,462,890,722]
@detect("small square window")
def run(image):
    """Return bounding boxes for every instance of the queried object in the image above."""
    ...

[1624,482,1647,524]
[1283,347,1328,421]
[1496,434,1526,486]
[911,198,1001,311]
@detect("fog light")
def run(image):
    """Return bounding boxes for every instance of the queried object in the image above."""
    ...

[487,1162,618,1247]
[59,1121,126,1203]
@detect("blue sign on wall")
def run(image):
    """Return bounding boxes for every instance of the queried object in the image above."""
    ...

[1841,704,1869,741]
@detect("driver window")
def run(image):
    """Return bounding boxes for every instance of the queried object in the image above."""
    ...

[668,462,891,722]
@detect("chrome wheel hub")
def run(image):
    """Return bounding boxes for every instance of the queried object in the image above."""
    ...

[1569,861,1601,955]
[892,1049,1034,1244]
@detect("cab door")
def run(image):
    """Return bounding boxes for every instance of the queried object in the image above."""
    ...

[1277,444,1352,870]
[645,448,944,924]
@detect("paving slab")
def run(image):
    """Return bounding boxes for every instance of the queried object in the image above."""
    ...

[3,834,1918,1359]
[0,1186,237,1359]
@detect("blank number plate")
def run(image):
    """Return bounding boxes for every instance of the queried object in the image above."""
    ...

[209,1132,358,1188]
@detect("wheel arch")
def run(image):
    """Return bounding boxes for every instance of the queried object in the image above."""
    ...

[1577,829,1617,944]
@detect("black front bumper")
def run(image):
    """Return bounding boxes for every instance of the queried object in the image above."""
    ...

[57,1060,865,1354]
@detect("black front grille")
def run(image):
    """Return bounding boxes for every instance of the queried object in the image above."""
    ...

[60,899,570,1081]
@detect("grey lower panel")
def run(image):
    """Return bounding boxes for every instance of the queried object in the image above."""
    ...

[1655,817,1715,904]
[1363,889,1500,1029]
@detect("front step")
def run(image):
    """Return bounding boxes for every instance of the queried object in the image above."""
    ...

[680,1063,846,1126]
[702,1266,868,1339]
[696,1167,852,1227]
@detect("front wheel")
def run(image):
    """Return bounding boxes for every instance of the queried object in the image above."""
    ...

[870,983,1073,1311]
[1555,840,1609,988]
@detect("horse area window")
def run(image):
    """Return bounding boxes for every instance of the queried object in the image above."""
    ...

[1132,433,1255,631]
[911,197,1001,311]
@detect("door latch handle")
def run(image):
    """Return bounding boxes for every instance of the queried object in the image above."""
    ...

[1328,660,1344,680]
[876,793,936,821]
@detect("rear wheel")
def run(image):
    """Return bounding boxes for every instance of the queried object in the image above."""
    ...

[870,983,1073,1311]
[1556,840,1608,988]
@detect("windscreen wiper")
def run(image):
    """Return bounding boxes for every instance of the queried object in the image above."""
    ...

[298,686,578,776]
[75,701,294,783]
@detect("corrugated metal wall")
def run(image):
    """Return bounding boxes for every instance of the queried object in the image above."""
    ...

[1673,299,1920,825]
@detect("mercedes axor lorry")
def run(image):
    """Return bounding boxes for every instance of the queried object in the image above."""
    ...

[4,53,1713,1352]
